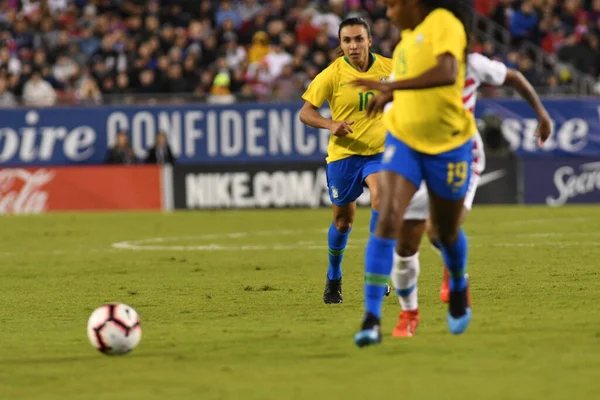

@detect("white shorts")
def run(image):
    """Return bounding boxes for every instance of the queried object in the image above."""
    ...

[403,173,481,221]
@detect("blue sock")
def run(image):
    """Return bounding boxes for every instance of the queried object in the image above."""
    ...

[369,209,379,234]
[440,229,468,292]
[364,235,396,319]
[328,222,351,280]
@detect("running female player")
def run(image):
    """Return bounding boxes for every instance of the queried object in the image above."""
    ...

[299,18,392,304]
[352,0,478,346]
[386,52,553,337]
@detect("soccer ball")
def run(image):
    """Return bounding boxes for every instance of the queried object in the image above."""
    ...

[87,303,142,355]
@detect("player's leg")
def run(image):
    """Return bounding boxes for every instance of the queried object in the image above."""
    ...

[355,134,421,347]
[424,140,474,335]
[429,172,479,303]
[362,154,390,297]
[391,219,425,337]
[362,154,383,234]
[323,202,356,303]
[391,185,428,337]
[323,156,363,304]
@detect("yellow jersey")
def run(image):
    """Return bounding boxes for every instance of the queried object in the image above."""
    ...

[302,54,393,163]
[384,8,476,155]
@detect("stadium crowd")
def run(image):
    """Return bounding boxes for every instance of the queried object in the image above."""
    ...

[0,0,598,107]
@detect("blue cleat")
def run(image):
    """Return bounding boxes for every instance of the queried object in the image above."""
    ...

[354,313,382,347]
[447,307,472,335]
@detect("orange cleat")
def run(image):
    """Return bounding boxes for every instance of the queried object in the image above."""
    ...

[392,310,420,337]
[440,267,450,303]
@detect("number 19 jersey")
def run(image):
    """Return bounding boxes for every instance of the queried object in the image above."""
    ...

[302,54,392,163]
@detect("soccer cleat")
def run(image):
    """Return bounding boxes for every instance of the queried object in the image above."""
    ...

[323,277,342,304]
[392,310,420,337]
[354,313,382,347]
[385,284,391,297]
[447,285,472,335]
[440,268,450,303]
[447,307,472,335]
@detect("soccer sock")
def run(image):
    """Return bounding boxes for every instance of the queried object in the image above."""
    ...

[327,221,351,280]
[440,229,468,292]
[369,209,379,234]
[391,252,420,311]
[364,235,396,319]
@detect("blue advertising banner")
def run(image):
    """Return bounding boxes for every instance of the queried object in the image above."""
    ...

[522,157,600,206]
[0,104,332,166]
[1,98,599,166]
[475,98,600,157]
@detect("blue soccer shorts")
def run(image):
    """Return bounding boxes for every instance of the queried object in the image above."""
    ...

[326,153,383,206]
[381,133,473,200]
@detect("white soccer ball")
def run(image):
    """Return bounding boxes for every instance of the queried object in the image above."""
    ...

[87,303,142,355]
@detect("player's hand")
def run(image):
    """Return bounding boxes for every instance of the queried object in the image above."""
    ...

[536,111,553,145]
[352,79,386,92]
[366,92,393,117]
[329,120,355,137]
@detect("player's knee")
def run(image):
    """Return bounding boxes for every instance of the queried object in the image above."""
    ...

[396,242,418,257]
[334,216,353,233]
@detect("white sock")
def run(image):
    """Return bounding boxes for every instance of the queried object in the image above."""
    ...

[391,252,420,311]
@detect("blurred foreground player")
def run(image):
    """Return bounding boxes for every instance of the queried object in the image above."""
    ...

[352,0,477,345]
[387,52,552,337]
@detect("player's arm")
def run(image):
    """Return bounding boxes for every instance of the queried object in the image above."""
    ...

[503,69,552,143]
[366,70,394,116]
[355,54,458,92]
[299,102,355,137]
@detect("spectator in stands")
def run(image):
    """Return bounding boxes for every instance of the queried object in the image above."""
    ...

[106,131,136,165]
[3,0,600,106]
[247,31,270,64]
[510,1,539,45]
[0,76,17,107]
[22,69,56,107]
[146,131,175,165]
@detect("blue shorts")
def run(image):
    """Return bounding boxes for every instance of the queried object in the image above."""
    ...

[382,133,473,200]
[326,153,383,206]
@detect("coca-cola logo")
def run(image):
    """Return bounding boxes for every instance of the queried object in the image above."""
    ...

[547,161,600,206]
[0,168,55,214]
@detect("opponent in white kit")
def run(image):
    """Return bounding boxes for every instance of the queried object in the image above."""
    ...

[387,52,553,337]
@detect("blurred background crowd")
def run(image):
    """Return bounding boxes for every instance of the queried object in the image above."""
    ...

[0,0,599,107]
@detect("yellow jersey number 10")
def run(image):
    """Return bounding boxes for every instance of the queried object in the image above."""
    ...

[358,92,375,112]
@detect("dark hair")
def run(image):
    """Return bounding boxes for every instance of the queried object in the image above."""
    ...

[338,17,372,39]
[422,0,473,62]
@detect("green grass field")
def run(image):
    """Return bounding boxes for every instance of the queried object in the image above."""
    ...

[1,206,600,399]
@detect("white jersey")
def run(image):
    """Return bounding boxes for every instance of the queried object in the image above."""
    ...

[464,53,508,174]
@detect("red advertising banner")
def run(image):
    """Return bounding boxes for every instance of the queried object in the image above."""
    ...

[0,165,163,214]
